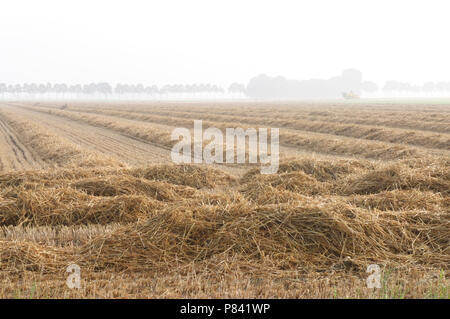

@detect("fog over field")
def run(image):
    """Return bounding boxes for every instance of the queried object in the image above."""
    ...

[1,0,450,99]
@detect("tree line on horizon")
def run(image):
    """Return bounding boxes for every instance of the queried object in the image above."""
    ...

[245,69,450,98]
[0,82,234,99]
[1,70,450,99]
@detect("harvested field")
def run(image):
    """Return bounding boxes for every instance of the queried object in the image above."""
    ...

[0,101,448,299]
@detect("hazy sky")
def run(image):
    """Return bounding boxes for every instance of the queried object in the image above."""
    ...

[1,0,449,86]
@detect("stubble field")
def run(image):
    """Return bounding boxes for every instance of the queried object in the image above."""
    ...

[0,100,448,298]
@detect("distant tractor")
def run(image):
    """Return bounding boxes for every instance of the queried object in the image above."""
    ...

[342,91,360,99]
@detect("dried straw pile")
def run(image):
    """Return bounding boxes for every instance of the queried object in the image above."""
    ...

[0,186,162,226]
[79,199,449,273]
[71,175,196,199]
[131,164,237,189]
[0,158,448,278]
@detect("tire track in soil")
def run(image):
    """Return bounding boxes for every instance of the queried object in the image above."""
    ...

[0,115,47,171]
[7,105,171,167]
